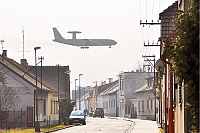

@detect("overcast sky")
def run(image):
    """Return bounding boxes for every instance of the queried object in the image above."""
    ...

[0,0,176,88]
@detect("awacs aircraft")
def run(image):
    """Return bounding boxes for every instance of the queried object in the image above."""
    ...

[52,28,117,49]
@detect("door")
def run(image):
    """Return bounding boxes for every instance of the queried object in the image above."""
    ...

[27,106,33,127]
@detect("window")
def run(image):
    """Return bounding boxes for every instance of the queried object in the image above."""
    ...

[151,99,153,109]
[51,99,53,114]
[138,101,140,112]
[43,100,46,115]
[53,100,55,114]
[147,100,149,110]
[142,101,144,112]
[54,102,58,114]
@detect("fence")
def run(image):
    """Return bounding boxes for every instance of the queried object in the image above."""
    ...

[0,106,33,130]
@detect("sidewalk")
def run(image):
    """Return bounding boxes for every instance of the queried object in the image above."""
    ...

[129,119,160,133]
[108,117,160,133]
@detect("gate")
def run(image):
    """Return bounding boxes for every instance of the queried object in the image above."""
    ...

[27,106,34,127]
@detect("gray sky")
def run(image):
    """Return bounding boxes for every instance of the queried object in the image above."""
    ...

[0,0,176,87]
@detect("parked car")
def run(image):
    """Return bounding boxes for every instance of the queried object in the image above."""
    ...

[93,108,104,118]
[69,110,86,125]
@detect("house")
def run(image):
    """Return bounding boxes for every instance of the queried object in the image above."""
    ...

[21,57,71,123]
[158,0,197,133]
[100,81,119,117]
[118,71,154,118]
[0,52,59,128]
[90,80,117,113]
[74,86,89,110]
[21,60,71,101]
[159,1,177,133]
[135,84,156,120]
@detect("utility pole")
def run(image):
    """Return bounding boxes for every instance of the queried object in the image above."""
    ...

[142,55,157,121]
[140,20,161,54]
[57,64,60,124]
[38,56,44,100]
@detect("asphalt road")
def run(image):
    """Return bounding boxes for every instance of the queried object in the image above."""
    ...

[53,116,134,133]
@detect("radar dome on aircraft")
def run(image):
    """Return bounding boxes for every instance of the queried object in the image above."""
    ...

[52,28,117,49]
[67,31,81,39]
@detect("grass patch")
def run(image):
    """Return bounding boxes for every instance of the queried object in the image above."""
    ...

[159,129,164,133]
[0,124,68,133]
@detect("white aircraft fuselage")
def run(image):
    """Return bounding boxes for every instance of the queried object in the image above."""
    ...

[53,28,117,48]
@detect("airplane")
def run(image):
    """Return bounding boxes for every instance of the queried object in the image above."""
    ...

[52,28,117,49]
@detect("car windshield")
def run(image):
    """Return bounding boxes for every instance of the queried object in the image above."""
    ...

[71,111,84,116]
[96,108,103,111]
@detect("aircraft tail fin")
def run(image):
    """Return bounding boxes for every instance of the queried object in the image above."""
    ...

[52,28,65,42]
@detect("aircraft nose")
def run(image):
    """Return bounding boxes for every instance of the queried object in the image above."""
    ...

[113,40,117,45]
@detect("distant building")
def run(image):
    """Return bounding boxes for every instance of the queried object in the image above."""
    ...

[118,71,154,118]
[100,81,119,117]
[135,84,156,120]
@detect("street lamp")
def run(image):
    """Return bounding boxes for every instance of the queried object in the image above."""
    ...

[75,79,78,109]
[79,74,83,110]
[34,46,41,132]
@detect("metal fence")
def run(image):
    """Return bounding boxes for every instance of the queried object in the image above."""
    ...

[0,107,28,130]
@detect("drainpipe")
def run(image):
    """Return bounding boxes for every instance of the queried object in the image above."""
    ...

[164,64,167,132]
[161,55,174,133]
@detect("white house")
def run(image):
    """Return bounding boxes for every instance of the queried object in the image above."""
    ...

[135,84,157,120]
[0,53,59,128]
[118,71,154,118]
[100,81,119,117]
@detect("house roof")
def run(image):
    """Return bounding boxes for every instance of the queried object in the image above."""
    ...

[159,1,178,18]
[100,81,119,96]
[96,80,118,95]
[134,84,153,93]
[0,55,58,92]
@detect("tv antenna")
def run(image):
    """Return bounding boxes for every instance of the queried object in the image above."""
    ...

[18,26,30,58]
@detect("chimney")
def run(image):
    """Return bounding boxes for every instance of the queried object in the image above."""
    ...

[108,78,113,83]
[3,50,7,57]
[21,59,29,68]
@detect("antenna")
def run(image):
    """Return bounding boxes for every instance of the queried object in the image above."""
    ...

[22,26,24,59]
[0,39,4,55]
[18,26,30,58]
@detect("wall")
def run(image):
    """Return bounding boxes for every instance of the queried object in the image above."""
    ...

[137,89,155,120]
[29,65,70,99]
[47,92,59,125]
[119,71,154,118]
[108,93,117,117]
[174,83,185,133]
[103,94,109,116]
[4,69,35,111]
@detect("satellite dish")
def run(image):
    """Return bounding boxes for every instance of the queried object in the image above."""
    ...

[155,59,164,71]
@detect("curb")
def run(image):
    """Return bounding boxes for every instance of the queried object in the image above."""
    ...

[41,125,73,133]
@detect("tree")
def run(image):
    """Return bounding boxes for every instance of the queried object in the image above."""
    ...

[60,99,76,120]
[0,69,21,121]
[0,69,21,112]
[164,0,199,132]
[0,85,21,111]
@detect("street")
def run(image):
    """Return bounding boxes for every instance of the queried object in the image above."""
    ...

[53,117,134,133]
